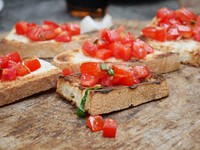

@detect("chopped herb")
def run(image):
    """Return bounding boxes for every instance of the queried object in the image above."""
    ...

[100,64,109,70]
[93,39,99,45]
[107,68,114,76]
[191,19,196,25]
[77,88,90,117]
[100,64,115,76]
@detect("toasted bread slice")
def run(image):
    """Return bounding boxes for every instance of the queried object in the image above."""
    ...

[53,49,180,74]
[0,59,61,106]
[143,37,200,67]
[140,18,200,67]
[57,73,169,115]
[0,29,90,59]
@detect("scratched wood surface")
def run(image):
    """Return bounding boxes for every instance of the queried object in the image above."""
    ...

[0,20,200,150]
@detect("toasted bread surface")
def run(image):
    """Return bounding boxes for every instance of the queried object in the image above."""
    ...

[143,37,200,67]
[0,60,61,106]
[53,49,180,74]
[57,73,169,115]
[0,29,90,58]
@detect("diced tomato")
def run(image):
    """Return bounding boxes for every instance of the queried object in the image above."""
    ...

[133,65,150,79]
[103,29,121,43]
[121,32,135,44]
[156,7,175,22]
[168,18,181,25]
[27,26,45,41]
[15,21,28,35]
[66,23,80,35]
[142,26,157,39]
[0,56,9,69]
[100,75,114,87]
[24,59,41,72]
[62,68,72,76]
[117,45,131,61]
[43,20,59,30]
[80,62,106,78]
[82,40,98,57]
[107,43,132,61]
[155,27,167,41]
[95,49,112,60]
[16,63,30,76]
[112,65,136,86]
[103,118,117,138]
[43,30,57,40]
[54,31,72,42]
[7,60,17,69]
[158,22,170,29]
[80,74,98,87]
[86,115,104,132]
[99,28,109,40]
[1,68,17,81]
[96,39,107,49]
[167,26,180,40]
[176,24,193,38]
[6,51,22,63]
[176,7,197,24]
[131,39,148,59]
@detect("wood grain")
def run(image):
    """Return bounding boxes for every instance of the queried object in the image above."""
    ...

[0,20,200,150]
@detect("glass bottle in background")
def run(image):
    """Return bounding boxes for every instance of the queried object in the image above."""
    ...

[66,0,109,18]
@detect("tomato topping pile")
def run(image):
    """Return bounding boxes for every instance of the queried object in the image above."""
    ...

[142,7,200,42]
[86,115,117,138]
[82,26,154,60]
[0,51,41,81]
[15,20,80,42]
[80,62,150,87]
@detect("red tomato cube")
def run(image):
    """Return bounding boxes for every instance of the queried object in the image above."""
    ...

[86,115,104,132]
[1,68,17,81]
[62,68,72,76]
[103,118,117,138]
[24,59,41,72]
[6,51,22,63]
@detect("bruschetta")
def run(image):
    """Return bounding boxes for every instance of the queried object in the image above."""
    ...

[57,62,169,115]
[53,26,180,74]
[0,51,61,106]
[141,7,200,67]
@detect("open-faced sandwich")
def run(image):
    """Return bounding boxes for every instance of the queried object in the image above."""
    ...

[53,26,180,74]
[0,51,61,106]
[57,62,169,116]
[141,7,200,67]
[0,20,89,58]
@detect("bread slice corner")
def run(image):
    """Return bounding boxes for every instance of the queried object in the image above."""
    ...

[0,59,62,106]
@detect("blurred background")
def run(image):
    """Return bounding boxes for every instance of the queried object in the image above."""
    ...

[0,0,188,32]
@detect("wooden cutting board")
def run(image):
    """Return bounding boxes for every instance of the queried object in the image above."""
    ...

[0,20,200,150]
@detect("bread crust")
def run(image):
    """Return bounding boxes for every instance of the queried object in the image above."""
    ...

[53,49,180,74]
[57,73,169,115]
[0,33,89,59]
[0,68,61,106]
